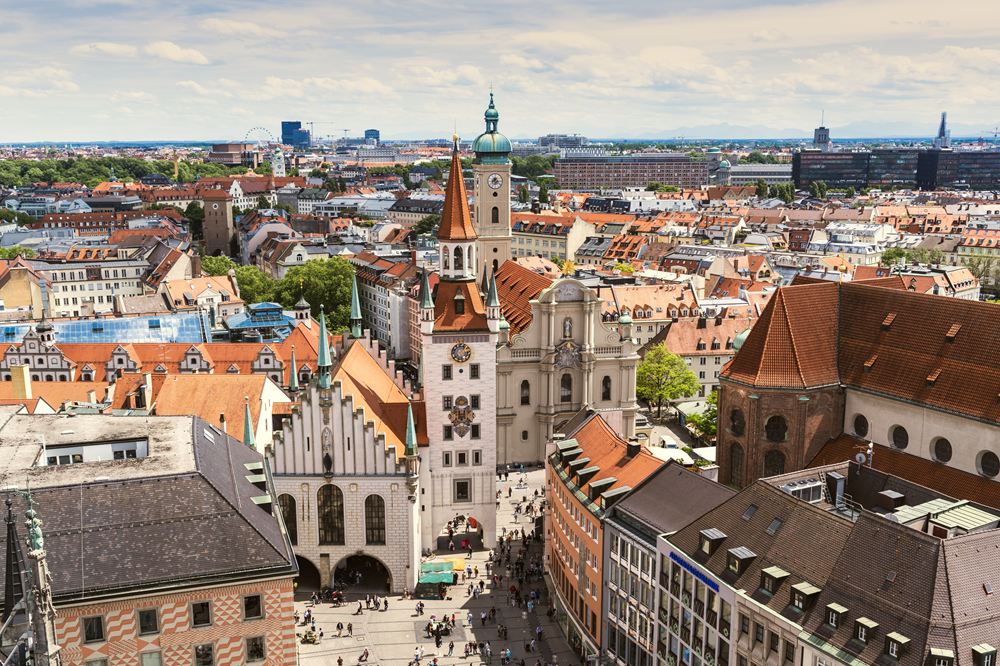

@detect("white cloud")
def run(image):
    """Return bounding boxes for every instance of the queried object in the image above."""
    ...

[110,90,157,103]
[91,113,109,118]
[749,29,785,43]
[69,42,138,58]
[118,106,133,114]
[228,107,254,116]
[143,41,210,65]
[4,67,79,93]
[217,78,240,87]
[177,80,233,97]
[199,18,285,37]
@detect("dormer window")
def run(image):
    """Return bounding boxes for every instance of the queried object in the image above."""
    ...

[884,633,909,660]
[825,603,847,629]
[932,649,955,666]
[699,528,726,556]
[760,566,789,595]
[697,339,706,351]
[726,547,755,576]
[454,291,465,316]
[972,644,997,666]
[790,582,820,612]
[853,617,877,644]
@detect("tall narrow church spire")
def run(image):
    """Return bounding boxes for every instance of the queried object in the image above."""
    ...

[405,404,418,457]
[317,306,332,389]
[3,496,27,626]
[243,397,256,449]
[436,137,477,242]
[349,274,362,339]
[288,345,298,392]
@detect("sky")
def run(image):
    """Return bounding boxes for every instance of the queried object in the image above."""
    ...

[1,0,998,142]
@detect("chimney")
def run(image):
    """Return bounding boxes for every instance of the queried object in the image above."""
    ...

[86,389,97,403]
[220,413,227,436]
[626,437,641,459]
[11,365,31,400]
[142,371,153,408]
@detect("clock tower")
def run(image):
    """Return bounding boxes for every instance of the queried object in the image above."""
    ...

[418,135,500,552]
[472,93,513,281]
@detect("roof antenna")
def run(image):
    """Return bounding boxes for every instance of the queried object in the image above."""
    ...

[821,110,824,127]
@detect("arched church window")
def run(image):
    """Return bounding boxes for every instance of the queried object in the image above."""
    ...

[763,449,785,477]
[730,443,745,489]
[467,245,473,268]
[454,246,464,270]
[729,409,745,436]
[317,485,345,545]
[561,374,572,403]
[520,380,530,405]
[443,247,450,269]
[492,207,499,224]
[764,415,787,443]
[602,376,611,401]
[277,494,297,545]
[365,494,386,545]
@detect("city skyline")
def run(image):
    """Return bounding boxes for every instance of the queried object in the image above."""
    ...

[1,0,998,142]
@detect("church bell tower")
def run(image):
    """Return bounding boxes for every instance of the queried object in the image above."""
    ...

[472,93,513,280]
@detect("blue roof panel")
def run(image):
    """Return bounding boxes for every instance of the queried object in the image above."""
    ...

[4,312,211,344]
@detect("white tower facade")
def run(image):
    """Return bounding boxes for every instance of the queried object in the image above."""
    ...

[272,148,286,177]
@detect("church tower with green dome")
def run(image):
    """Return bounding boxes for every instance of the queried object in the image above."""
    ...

[472,92,513,281]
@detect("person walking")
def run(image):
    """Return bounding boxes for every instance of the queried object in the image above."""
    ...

[384,598,389,611]
[357,600,363,615]
[448,641,455,657]
[348,622,353,636]
[337,621,343,637]
[414,647,421,662]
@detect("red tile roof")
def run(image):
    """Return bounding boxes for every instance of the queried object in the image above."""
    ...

[436,148,477,241]
[561,414,664,496]
[493,260,554,335]
[433,281,488,332]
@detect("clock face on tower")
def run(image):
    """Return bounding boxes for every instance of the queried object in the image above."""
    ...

[450,342,473,363]
[487,173,503,189]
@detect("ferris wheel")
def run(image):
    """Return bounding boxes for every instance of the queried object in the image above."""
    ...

[244,127,276,148]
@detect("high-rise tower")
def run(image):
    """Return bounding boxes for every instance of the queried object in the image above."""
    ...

[472,94,513,280]
[419,135,499,550]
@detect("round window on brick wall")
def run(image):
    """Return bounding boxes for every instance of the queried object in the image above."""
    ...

[853,415,868,439]
[891,425,908,450]
[933,438,953,463]
[980,451,1000,478]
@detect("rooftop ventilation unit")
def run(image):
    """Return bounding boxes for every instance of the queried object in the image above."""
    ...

[780,478,823,504]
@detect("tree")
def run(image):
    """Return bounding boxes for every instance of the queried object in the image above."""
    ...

[636,344,700,418]
[413,214,441,235]
[201,255,234,276]
[686,390,718,439]
[881,247,907,264]
[755,178,769,199]
[844,186,856,198]
[256,195,271,209]
[962,255,999,283]
[270,257,356,329]
[0,246,36,259]
[309,168,326,178]
[518,185,529,203]
[550,256,565,269]
[817,181,828,198]
[612,262,635,274]
[338,176,347,192]
[538,183,549,204]
[185,202,205,239]
[233,265,273,304]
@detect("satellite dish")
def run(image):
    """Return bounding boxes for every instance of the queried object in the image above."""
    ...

[856,453,867,465]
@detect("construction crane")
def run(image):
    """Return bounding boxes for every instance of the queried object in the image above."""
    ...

[306,121,338,148]
[341,129,351,147]
[982,128,1000,151]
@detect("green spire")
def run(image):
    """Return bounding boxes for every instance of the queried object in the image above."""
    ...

[405,404,417,457]
[480,266,490,298]
[243,398,256,449]
[419,270,434,309]
[486,270,500,308]
[349,274,362,339]
[289,346,298,392]
[23,476,43,551]
[318,306,332,389]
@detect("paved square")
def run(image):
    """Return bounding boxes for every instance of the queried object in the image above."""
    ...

[294,468,580,666]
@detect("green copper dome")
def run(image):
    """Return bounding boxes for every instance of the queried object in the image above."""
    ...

[734,326,752,351]
[719,160,731,168]
[618,310,632,325]
[473,93,511,165]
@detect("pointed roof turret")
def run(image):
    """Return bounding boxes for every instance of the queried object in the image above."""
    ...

[3,496,27,626]
[420,270,434,309]
[486,270,501,309]
[349,274,362,339]
[317,306,332,389]
[436,137,478,241]
[289,345,299,392]
[405,404,418,457]
[243,397,256,449]
[36,310,53,334]
[480,266,490,297]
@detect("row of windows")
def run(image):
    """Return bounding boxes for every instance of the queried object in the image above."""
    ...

[82,595,265,644]
[514,238,567,248]
[852,414,1000,477]
[83,642,265,666]
[59,281,132,292]
[279,489,386,546]
[442,450,482,466]
[441,364,481,380]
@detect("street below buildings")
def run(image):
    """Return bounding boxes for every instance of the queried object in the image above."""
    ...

[295,467,581,666]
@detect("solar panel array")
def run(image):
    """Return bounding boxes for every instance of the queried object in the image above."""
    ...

[2,312,211,344]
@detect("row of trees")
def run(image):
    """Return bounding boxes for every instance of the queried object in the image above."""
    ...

[201,255,357,331]
[881,247,946,266]
[0,157,251,188]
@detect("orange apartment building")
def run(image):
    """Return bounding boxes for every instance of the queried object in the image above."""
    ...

[545,413,663,661]
[0,412,298,666]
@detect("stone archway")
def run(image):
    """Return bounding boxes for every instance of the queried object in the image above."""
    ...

[333,554,391,596]
[294,555,322,597]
